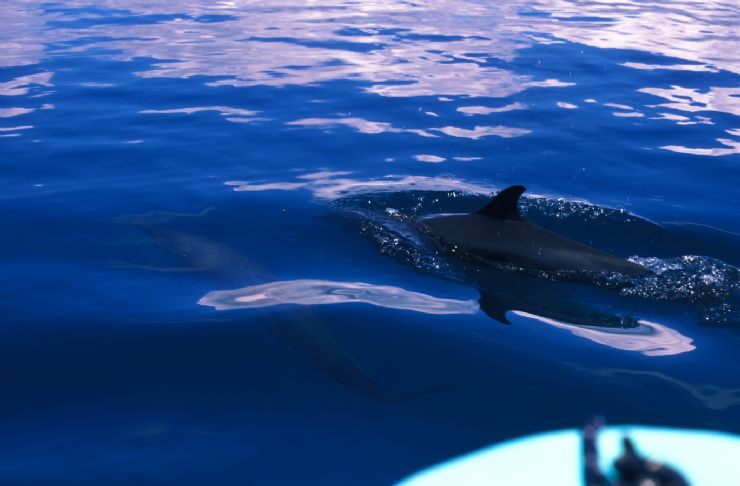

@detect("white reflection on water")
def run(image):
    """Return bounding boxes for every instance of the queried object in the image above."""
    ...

[78,82,116,88]
[287,117,529,140]
[0,2,46,68]
[140,106,259,117]
[622,62,719,73]
[2,0,738,149]
[414,154,446,163]
[432,125,530,139]
[297,170,352,180]
[286,117,437,138]
[200,280,696,356]
[533,0,740,75]
[650,112,713,126]
[661,138,740,157]
[140,106,271,125]
[3,0,569,100]
[640,86,740,117]
[225,171,494,200]
[365,65,532,99]
[5,0,738,93]
[603,103,633,110]
[0,68,53,132]
[612,111,644,118]
[0,108,35,118]
[0,126,33,132]
[0,71,53,96]
[199,279,479,315]
[457,103,527,115]
[556,101,577,109]
[513,311,695,357]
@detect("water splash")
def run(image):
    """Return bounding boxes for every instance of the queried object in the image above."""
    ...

[599,256,740,326]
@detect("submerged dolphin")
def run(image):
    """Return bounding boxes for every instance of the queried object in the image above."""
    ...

[119,223,389,398]
[420,185,650,275]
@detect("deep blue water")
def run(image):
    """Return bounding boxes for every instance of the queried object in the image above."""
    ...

[1,1,739,484]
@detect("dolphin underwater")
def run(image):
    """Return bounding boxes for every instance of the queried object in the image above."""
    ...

[420,185,650,276]
[115,221,390,398]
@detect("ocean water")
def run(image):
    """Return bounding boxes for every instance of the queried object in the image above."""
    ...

[1,1,739,484]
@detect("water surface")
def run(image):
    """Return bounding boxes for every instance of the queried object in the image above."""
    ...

[1,1,739,484]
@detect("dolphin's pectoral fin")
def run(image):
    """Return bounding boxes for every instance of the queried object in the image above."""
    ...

[478,292,512,325]
[476,185,526,220]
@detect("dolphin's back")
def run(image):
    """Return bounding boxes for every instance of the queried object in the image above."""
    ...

[421,187,649,276]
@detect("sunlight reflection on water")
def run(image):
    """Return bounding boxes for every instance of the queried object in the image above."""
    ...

[513,311,695,356]
[199,279,479,314]
[3,0,739,160]
[200,279,694,356]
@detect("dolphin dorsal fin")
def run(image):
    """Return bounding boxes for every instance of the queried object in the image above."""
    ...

[476,185,526,220]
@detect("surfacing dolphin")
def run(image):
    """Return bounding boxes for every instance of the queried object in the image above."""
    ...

[420,185,650,276]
